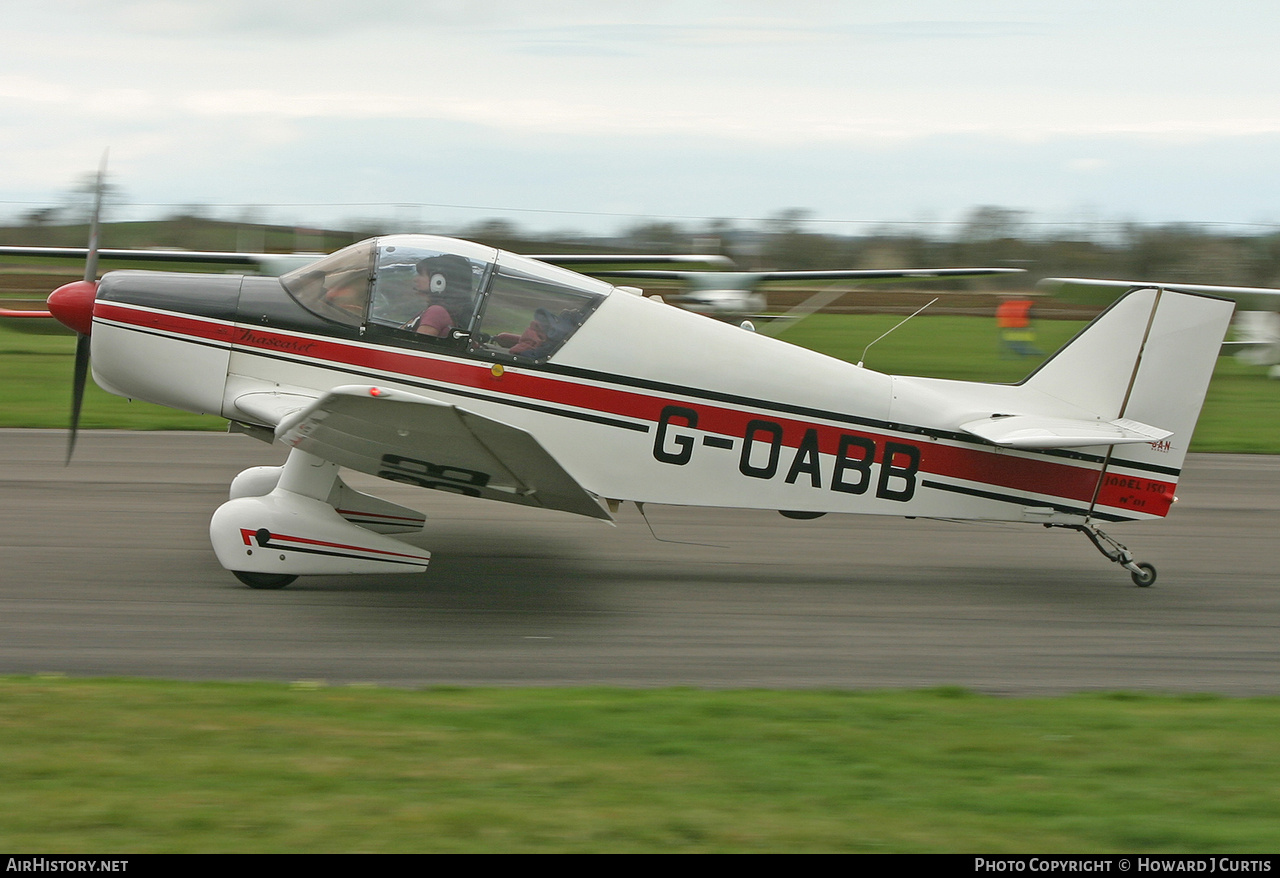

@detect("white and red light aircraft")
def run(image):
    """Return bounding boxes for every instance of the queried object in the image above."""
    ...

[32,225,1234,590]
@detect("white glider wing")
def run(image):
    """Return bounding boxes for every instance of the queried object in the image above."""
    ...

[1039,277,1280,311]
[273,385,611,521]
[0,245,322,275]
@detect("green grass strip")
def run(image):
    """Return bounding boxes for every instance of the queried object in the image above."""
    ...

[1,678,1278,853]
[5,314,1280,450]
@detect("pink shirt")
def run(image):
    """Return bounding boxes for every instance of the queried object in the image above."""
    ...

[414,304,452,337]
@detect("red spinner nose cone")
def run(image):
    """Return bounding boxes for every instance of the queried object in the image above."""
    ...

[47,280,98,335]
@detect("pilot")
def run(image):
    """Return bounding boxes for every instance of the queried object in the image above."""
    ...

[405,255,475,338]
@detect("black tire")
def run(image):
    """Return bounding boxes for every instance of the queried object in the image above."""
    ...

[1130,563,1157,588]
[233,571,298,590]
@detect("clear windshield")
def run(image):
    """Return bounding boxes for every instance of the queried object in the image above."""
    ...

[283,234,612,360]
[279,240,375,327]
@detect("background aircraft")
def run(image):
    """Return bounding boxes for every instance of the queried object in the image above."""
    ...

[1039,277,1280,377]
[575,265,1024,326]
[1,232,1020,332]
[0,245,732,331]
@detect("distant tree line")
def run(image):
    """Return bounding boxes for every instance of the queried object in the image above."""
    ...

[8,195,1280,289]
[456,206,1280,288]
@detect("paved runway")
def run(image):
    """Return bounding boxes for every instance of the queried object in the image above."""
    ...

[1,429,1277,694]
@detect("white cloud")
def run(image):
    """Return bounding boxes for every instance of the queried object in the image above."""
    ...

[4,2,1280,232]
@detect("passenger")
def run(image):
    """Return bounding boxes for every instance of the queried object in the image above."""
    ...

[405,255,475,338]
[321,271,367,318]
[494,308,585,359]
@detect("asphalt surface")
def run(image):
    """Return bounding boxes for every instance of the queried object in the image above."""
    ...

[1,429,1277,694]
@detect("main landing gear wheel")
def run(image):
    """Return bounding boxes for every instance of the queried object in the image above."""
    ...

[233,571,298,590]
[1130,562,1157,588]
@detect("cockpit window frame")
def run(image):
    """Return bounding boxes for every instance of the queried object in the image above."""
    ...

[467,256,611,365]
[279,235,613,365]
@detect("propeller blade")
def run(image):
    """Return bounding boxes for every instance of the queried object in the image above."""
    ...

[83,151,107,284]
[63,150,107,464]
[66,333,90,464]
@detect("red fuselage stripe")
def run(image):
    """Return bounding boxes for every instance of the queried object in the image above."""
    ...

[237,527,429,561]
[100,303,1171,513]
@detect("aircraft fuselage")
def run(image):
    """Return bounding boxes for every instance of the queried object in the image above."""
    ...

[85,234,1199,528]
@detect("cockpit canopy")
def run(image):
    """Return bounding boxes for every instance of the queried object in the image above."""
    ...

[280,234,614,362]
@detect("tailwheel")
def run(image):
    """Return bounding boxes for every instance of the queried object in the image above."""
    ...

[1130,563,1157,588]
[1051,523,1158,587]
[233,571,298,590]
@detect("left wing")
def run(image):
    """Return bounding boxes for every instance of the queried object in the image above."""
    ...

[0,247,326,334]
[269,385,611,521]
[579,267,1025,327]
[0,245,322,275]
[532,253,734,270]
[586,267,1025,284]
[0,306,62,333]
[2,244,732,274]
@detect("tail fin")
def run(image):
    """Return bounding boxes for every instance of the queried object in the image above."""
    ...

[895,286,1233,522]
[1024,286,1234,476]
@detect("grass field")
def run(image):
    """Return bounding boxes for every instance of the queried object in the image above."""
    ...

[774,314,1280,454]
[3,313,1280,853]
[2,678,1280,853]
[0,324,226,430]
[5,312,1280,450]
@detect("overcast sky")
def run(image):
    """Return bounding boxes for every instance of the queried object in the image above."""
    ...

[4,0,1280,238]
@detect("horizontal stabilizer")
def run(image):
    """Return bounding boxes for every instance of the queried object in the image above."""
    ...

[960,414,1172,449]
